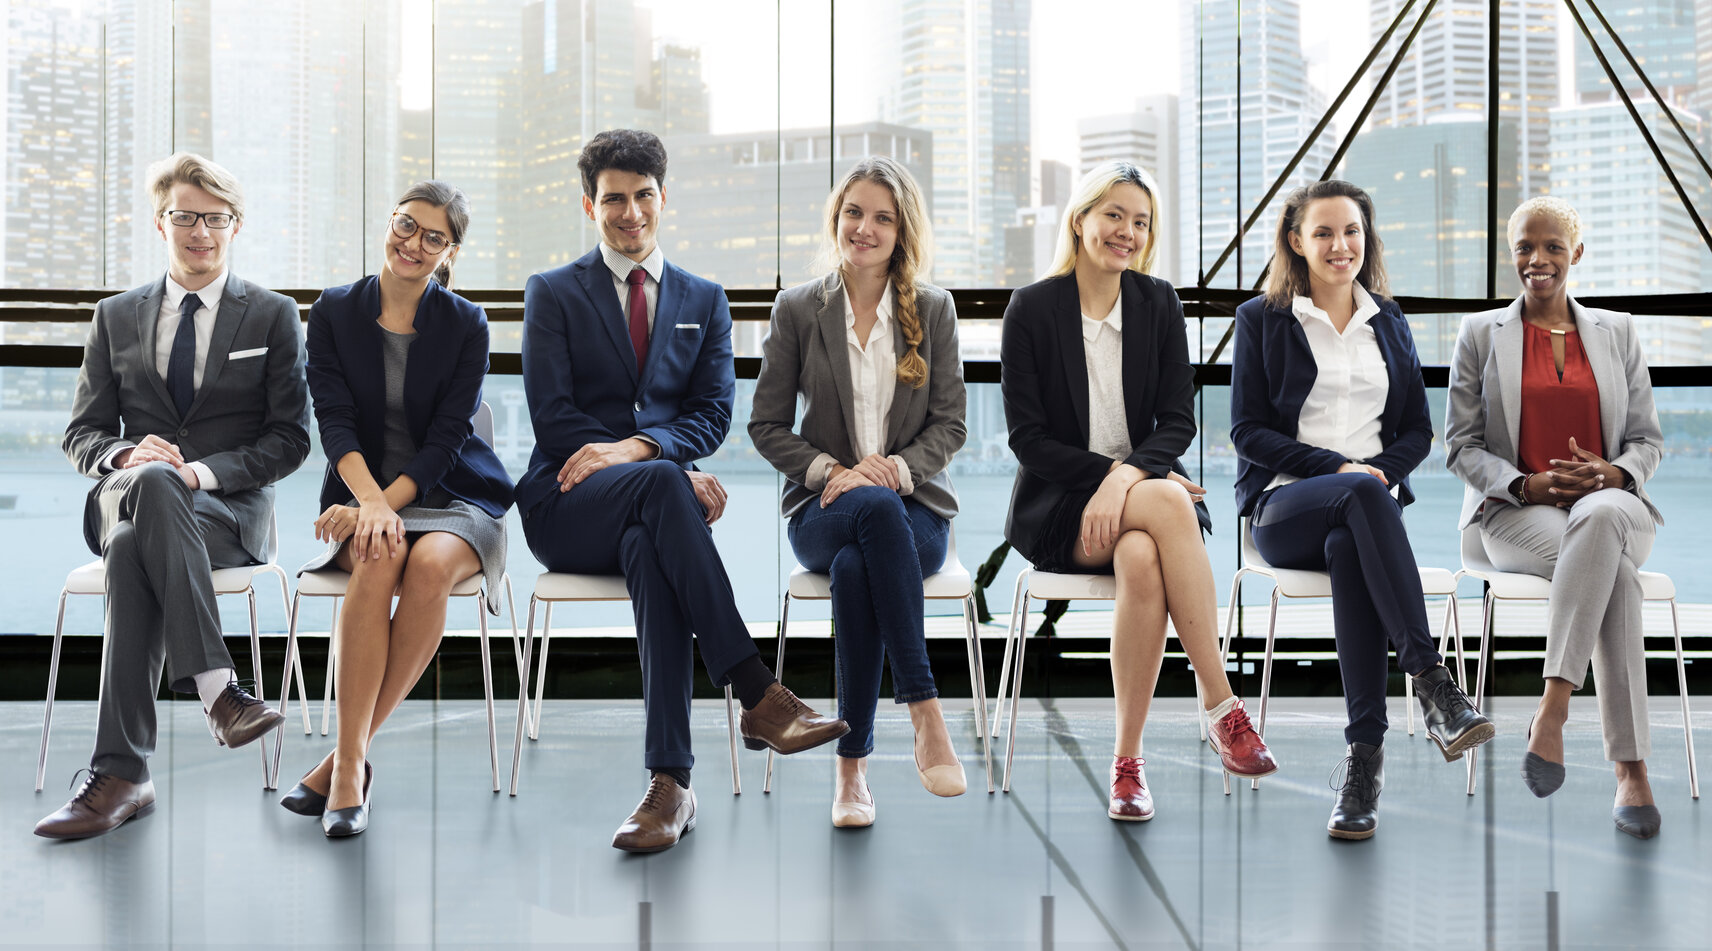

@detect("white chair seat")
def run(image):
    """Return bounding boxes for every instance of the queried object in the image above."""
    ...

[1020,571,1115,601]
[529,571,632,600]
[784,562,975,600]
[62,559,277,597]
[295,567,485,598]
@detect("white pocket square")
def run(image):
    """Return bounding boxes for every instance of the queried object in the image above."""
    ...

[674,323,700,330]
[228,347,268,360]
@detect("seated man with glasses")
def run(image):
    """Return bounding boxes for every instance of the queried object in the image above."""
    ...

[38,152,311,840]
[520,128,849,853]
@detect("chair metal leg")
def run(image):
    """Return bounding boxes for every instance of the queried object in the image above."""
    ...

[962,595,993,793]
[499,574,532,738]
[320,598,341,736]
[1252,589,1280,791]
[1001,578,1032,794]
[478,597,499,793]
[510,594,538,797]
[764,594,791,794]
[1468,591,1494,796]
[1667,598,1699,799]
[992,570,1029,741]
[36,590,70,792]
[247,589,273,788]
[530,601,554,741]
[1213,569,1250,744]
[272,592,303,790]
[726,685,742,795]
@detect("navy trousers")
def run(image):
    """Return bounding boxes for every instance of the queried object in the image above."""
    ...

[522,460,760,770]
[1249,473,1442,746]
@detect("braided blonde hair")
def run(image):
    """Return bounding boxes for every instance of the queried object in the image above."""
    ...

[815,156,933,388]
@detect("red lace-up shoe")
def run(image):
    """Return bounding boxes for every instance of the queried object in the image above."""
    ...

[1108,755,1154,821]
[1208,700,1279,778]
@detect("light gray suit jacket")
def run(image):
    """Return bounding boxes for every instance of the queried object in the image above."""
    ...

[1444,295,1662,529]
[748,274,966,519]
[64,274,312,561]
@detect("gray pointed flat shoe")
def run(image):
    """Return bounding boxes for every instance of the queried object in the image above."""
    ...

[1613,804,1661,840]
[1521,714,1565,798]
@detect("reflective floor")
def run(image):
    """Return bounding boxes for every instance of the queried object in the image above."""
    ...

[3,695,1707,949]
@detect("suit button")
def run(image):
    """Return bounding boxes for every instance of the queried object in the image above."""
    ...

[633,401,643,413]
[178,429,188,437]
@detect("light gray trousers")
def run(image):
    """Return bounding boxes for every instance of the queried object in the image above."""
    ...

[83,463,253,782]
[1480,489,1655,762]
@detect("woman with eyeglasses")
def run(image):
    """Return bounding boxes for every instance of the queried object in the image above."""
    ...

[280,180,513,837]
[1000,161,1277,823]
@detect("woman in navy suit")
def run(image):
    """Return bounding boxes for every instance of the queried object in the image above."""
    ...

[1231,180,1492,840]
[1001,162,1276,823]
[280,181,514,837]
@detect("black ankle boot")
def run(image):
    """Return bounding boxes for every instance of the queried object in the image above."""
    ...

[1327,742,1384,840]
[1413,666,1496,761]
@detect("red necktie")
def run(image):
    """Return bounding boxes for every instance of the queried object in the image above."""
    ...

[626,267,649,374]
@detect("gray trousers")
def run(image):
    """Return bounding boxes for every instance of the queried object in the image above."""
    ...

[83,463,254,782]
[1480,489,1656,762]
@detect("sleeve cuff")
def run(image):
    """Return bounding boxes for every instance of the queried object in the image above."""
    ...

[188,461,218,491]
[634,434,662,459]
[806,453,837,491]
[99,444,135,473]
[891,455,915,495]
[1614,465,1638,493]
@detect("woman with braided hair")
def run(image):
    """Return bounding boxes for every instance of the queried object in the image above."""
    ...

[749,156,969,827]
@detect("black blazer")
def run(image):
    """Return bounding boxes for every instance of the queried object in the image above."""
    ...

[1229,294,1433,518]
[1000,271,1209,566]
[306,276,514,518]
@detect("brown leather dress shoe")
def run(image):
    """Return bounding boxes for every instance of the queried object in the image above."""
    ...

[34,771,156,840]
[611,775,696,853]
[739,682,849,755]
[205,680,285,749]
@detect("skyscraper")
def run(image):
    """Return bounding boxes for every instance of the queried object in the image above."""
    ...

[880,0,1031,287]
[1574,1,1697,106]
[1177,0,1335,292]
[1079,95,1180,284]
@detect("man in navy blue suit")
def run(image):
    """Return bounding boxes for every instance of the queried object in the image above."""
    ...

[520,129,848,852]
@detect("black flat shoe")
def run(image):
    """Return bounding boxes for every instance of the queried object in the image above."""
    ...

[321,764,374,839]
[1520,714,1565,798]
[281,760,369,817]
[1613,804,1661,840]
[1327,742,1384,841]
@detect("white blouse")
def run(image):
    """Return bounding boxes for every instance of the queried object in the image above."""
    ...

[1266,282,1390,491]
[1083,292,1129,461]
[805,282,915,493]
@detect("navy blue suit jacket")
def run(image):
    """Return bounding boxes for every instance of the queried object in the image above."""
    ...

[1230,294,1433,518]
[306,276,513,518]
[517,247,735,516]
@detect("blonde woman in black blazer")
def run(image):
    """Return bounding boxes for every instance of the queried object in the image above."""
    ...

[1000,162,1276,823]
[750,157,968,828]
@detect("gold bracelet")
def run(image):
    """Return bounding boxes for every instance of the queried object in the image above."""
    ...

[1519,473,1535,505]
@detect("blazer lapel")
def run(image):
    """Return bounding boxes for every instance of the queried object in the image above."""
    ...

[1053,277,1092,447]
[1570,298,1623,453]
[883,306,913,449]
[187,275,250,419]
[574,252,638,385]
[815,276,862,457]
[643,263,685,389]
[1119,277,1154,445]
[136,277,176,414]
[1492,297,1526,459]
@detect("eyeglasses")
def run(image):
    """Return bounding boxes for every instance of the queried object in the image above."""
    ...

[389,212,455,254]
[163,209,235,229]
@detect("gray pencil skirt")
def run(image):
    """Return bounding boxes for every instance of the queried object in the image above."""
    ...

[299,490,509,615]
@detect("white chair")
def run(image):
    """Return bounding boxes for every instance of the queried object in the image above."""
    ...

[1457,522,1698,798]
[36,539,307,791]
[760,527,993,795]
[507,572,743,796]
[268,401,525,793]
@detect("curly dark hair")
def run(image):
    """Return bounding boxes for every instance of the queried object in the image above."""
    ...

[578,129,669,198]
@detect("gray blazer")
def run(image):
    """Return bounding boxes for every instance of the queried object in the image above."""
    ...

[748,274,966,519]
[64,274,312,561]
[1444,295,1662,529]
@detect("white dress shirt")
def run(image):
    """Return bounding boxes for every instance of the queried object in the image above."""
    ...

[101,271,229,488]
[1265,282,1390,491]
[805,282,915,494]
[600,242,663,338]
[1082,292,1129,462]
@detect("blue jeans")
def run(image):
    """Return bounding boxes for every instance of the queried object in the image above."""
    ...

[788,486,948,759]
[1249,473,1442,747]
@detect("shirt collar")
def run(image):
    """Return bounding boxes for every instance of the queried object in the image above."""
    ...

[601,242,664,285]
[1080,290,1123,343]
[165,270,228,312]
[1290,282,1380,331]
[843,281,894,330]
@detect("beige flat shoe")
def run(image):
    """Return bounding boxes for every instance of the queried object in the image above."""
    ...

[916,754,967,798]
[831,796,876,828]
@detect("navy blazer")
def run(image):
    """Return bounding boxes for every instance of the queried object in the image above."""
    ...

[1229,294,1433,518]
[306,276,513,518]
[1000,271,1210,566]
[517,247,735,516]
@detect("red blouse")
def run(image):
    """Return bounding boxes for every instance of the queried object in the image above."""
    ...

[1517,321,1602,475]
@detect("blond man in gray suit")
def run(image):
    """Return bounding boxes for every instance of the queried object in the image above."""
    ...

[38,153,310,839]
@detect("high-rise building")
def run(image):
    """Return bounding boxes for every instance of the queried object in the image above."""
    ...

[1369,0,1558,199]
[1079,95,1180,284]
[1039,159,1072,210]
[1177,0,1334,292]
[880,0,1031,287]
[1574,1,1697,106]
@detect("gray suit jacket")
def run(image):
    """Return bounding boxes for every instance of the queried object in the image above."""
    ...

[64,274,313,561]
[1444,295,1662,529]
[748,274,966,519]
